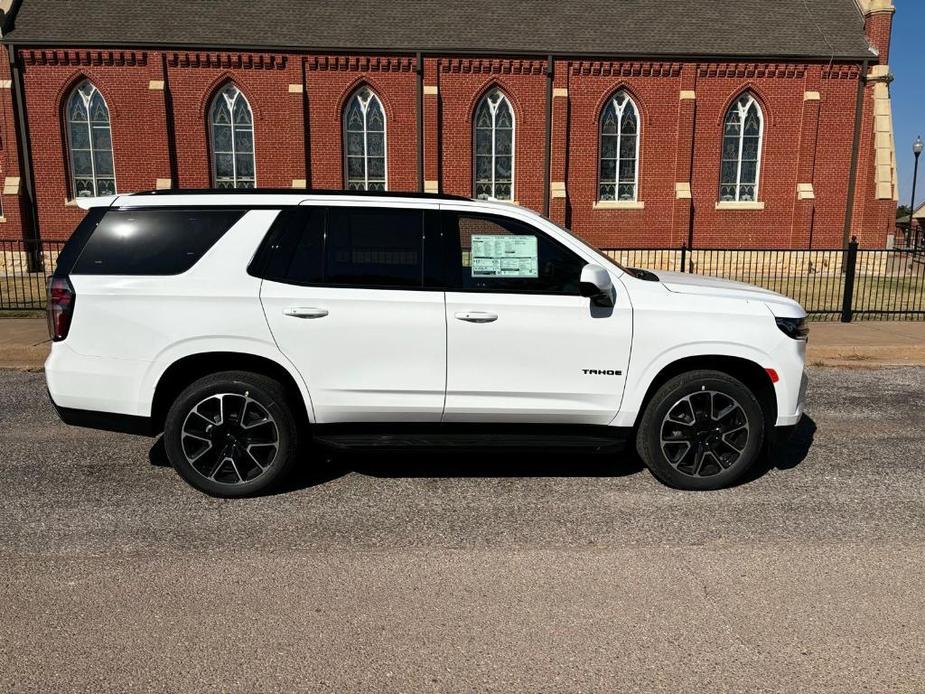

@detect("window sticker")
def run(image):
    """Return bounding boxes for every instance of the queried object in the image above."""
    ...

[471,235,538,278]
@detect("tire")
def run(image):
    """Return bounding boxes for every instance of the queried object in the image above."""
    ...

[163,370,302,497]
[636,370,766,491]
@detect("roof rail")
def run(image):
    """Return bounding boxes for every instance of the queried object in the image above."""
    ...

[127,188,472,202]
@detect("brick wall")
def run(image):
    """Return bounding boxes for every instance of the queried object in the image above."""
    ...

[2,43,894,251]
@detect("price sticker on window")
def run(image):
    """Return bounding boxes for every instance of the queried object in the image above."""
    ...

[471,235,538,278]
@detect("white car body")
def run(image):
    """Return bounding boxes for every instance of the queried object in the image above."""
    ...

[46,191,807,442]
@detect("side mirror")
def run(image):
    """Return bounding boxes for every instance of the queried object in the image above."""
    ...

[579,263,614,307]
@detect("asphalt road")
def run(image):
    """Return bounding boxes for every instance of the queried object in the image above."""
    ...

[2,367,924,693]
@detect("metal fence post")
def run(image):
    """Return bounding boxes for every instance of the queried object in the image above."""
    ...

[680,243,687,273]
[840,237,859,323]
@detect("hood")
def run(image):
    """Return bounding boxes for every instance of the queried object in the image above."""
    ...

[650,270,805,318]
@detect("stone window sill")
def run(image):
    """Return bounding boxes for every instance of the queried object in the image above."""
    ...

[715,201,765,210]
[593,200,645,210]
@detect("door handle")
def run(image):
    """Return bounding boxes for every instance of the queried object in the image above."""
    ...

[283,307,329,319]
[454,311,498,324]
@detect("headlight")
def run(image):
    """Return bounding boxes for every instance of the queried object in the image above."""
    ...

[775,316,809,341]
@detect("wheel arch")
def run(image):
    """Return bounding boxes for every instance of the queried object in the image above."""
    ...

[150,352,312,434]
[627,354,777,430]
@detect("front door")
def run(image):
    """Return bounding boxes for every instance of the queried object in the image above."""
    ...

[439,208,632,425]
[260,204,446,423]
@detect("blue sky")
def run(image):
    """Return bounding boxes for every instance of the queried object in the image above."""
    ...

[892,0,925,210]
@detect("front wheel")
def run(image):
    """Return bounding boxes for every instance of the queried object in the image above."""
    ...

[163,371,302,497]
[636,370,766,490]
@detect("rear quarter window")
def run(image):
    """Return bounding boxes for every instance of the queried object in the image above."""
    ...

[71,208,245,275]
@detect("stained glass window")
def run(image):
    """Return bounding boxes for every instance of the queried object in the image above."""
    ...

[719,93,763,202]
[598,91,639,202]
[66,81,116,198]
[209,84,255,189]
[473,89,514,201]
[343,87,387,191]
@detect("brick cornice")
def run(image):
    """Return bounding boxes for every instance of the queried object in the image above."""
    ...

[20,49,148,67]
[569,61,682,78]
[166,52,287,69]
[307,56,415,72]
[822,64,862,80]
[439,58,546,75]
[697,63,806,79]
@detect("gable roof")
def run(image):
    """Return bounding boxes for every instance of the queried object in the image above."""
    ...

[2,0,873,61]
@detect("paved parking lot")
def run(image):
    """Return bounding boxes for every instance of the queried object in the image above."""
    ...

[2,367,924,692]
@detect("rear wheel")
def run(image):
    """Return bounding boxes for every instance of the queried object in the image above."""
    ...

[163,371,301,497]
[636,370,765,490]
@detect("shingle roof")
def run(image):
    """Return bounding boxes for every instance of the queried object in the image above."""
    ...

[2,0,874,60]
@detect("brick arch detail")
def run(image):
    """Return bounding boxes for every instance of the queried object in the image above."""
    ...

[467,80,523,128]
[716,84,774,128]
[592,82,649,127]
[197,73,263,123]
[334,76,396,125]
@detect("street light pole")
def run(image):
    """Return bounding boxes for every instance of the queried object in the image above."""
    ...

[911,136,923,250]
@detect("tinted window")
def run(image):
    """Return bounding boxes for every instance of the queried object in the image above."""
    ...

[52,207,107,278]
[72,208,245,275]
[326,208,423,288]
[443,213,585,294]
[259,207,325,285]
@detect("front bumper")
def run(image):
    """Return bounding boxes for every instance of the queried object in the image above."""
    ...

[776,369,808,427]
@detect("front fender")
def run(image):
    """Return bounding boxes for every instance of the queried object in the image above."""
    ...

[612,339,780,428]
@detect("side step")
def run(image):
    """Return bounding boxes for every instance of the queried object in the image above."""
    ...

[311,424,631,451]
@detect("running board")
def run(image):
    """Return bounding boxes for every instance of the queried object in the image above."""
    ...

[311,424,631,451]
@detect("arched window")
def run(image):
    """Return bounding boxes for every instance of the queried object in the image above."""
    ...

[720,93,763,202]
[599,90,639,201]
[209,84,255,189]
[344,87,387,191]
[65,81,115,198]
[473,89,514,201]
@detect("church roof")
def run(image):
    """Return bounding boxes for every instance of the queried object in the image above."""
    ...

[2,0,874,61]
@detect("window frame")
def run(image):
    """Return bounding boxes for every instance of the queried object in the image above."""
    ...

[597,90,640,203]
[719,93,764,203]
[472,89,515,202]
[439,210,586,296]
[209,84,257,190]
[64,80,117,199]
[343,87,388,192]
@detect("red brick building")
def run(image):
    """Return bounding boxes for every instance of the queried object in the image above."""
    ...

[0,0,898,249]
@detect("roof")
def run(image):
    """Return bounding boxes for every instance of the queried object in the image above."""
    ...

[897,202,925,224]
[2,0,874,60]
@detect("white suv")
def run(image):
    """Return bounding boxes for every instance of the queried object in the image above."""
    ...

[46,190,808,496]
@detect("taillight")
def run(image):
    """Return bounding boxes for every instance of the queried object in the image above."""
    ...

[47,276,76,341]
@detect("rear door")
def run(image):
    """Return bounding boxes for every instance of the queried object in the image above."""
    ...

[438,207,632,424]
[259,203,447,423]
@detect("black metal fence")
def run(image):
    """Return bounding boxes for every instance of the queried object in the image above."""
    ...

[0,240,64,313]
[598,240,925,322]
[1,238,924,321]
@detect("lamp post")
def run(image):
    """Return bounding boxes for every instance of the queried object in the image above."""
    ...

[911,136,923,250]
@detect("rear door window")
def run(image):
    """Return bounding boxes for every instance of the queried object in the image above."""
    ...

[325,207,423,288]
[72,208,245,275]
[252,206,435,289]
[256,207,326,285]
